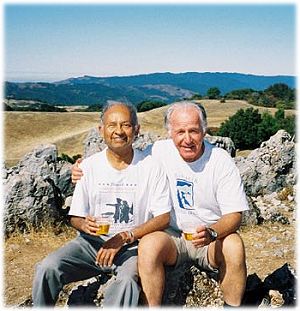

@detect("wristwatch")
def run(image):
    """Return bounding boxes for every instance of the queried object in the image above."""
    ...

[207,227,218,242]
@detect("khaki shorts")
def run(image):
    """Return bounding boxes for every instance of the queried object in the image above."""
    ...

[165,227,219,279]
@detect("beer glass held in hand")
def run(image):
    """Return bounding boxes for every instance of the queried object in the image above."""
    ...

[95,216,113,235]
[181,222,196,240]
[181,221,205,241]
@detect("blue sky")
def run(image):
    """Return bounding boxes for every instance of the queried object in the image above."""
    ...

[3,2,296,82]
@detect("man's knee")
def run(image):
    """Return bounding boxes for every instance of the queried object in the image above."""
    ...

[138,231,176,267]
[35,254,61,279]
[139,232,166,257]
[219,233,246,266]
[103,274,140,306]
[223,233,245,254]
[211,233,245,267]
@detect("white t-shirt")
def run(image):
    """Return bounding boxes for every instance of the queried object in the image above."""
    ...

[69,148,171,237]
[150,139,249,230]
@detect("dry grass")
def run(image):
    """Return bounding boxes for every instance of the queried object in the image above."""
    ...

[4,225,77,306]
[4,100,296,167]
[4,112,100,166]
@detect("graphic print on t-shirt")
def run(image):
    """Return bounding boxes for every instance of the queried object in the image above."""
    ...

[105,197,133,224]
[176,179,195,210]
[96,182,136,233]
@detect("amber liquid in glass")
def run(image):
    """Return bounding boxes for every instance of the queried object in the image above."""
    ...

[183,232,194,241]
[96,223,110,235]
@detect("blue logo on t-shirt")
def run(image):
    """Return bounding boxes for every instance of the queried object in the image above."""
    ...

[176,179,194,210]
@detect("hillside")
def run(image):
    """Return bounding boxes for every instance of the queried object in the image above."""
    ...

[5,72,295,105]
[4,99,296,168]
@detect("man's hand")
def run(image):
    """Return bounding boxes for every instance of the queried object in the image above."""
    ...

[81,216,100,236]
[70,215,102,236]
[71,158,83,183]
[190,224,213,248]
[96,232,127,267]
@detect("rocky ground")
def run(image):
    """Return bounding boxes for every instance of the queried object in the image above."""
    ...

[3,217,296,307]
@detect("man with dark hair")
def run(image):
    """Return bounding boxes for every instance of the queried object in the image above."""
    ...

[32,102,171,307]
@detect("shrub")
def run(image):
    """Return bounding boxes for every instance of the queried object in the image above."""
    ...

[136,101,165,112]
[206,87,221,99]
[217,108,261,149]
[217,108,296,150]
[58,153,82,164]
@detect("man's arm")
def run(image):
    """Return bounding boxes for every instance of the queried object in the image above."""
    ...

[132,212,170,240]
[191,150,248,248]
[192,212,242,248]
[208,211,242,239]
[97,162,171,267]
[70,215,100,236]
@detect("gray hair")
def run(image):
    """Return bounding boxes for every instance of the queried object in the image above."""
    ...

[100,100,138,127]
[164,101,207,133]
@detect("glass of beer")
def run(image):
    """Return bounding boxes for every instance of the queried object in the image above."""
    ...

[95,216,112,235]
[181,221,203,241]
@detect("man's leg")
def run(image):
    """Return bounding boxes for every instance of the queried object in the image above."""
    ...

[137,231,178,306]
[208,233,247,306]
[103,244,140,307]
[32,235,102,306]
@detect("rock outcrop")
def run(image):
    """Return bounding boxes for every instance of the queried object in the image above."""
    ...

[3,144,74,236]
[235,130,296,197]
[205,134,236,157]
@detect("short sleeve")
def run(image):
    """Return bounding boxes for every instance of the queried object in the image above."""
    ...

[148,161,172,217]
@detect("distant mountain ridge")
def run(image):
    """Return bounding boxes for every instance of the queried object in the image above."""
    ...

[5,72,295,106]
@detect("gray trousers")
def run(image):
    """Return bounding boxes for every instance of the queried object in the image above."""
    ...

[32,234,140,307]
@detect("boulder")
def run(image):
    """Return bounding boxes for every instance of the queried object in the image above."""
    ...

[205,134,236,157]
[235,130,296,197]
[3,144,74,236]
[83,127,106,158]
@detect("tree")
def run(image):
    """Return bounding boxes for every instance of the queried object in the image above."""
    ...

[274,107,285,121]
[225,88,254,100]
[218,107,296,150]
[217,108,262,149]
[265,83,295,102]
[279,115,296,137]
[257,112,278,144]
[136,101,165,112]
[189,93,202,100]
[206,87,221,99]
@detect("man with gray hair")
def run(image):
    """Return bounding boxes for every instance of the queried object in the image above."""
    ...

[72,101,249,307]
[32,101,171,307]
[138,101,248,307]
